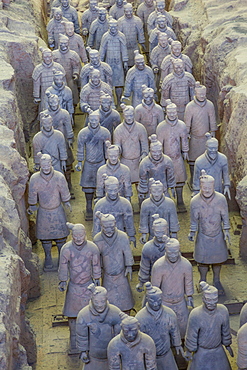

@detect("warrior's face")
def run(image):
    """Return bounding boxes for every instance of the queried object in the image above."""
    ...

[145,0,154,7]
[90,54,100,67]
[135,60,145,71]
[41,159,52,175]
[106,184,119,201]
[61,0,69,8]
[54,10,63,21]
[116,0,123,6]
[206,144,218,161]
[43,52,53,65]
[124,110,134,125]
[124,8,133,19]
[90,0,97,11]
[92,293,107,313]
[196,89,206,102]
[156,2,165,12]
[153,225,168,242]
[166,106,177,121]
[166,247,179,263]
[89,115,100,129]
[172,43,181,57]
[173,62,184,75]
[150,146,162,162]
[158,35,168,48]
[72,228,86,246]
[90,72,101,86]
[143,93,153,106]
[101,98,112,112]
[98,9,107,22]
[108,151,119,165]
[151,186,163,202]
[122,323,139,342]
[42,117,53,132]
[200,181,214,198]
[147,294,162,311]
[54,74,64,87]
[49,98,59,111]
[110,25,118,36]
[203,295,218,311]
[66,23,74,37]
[102,220,116,238]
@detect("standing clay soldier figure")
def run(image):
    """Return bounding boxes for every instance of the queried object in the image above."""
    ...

[237,323,247,370]
[139,180,179,242]
[58,222,101,354]
[33,112,67,173]
[107,314,157,370]
[47,7,67,49]
[93,212,134,313]
[135,85,164,136]
[147,0,173,34]
[149,14,176,53]
[136,0,155,58]
[93,175,136,246]
[60,0,80,34]
[88,7,109,50]
[152,238,194,338]
[136,215,170,292]
[185,281,233,369]
[160,40,192,82]
[62,21,88,63]
[27,153,71,270]
[157,100,189,212]
[76,284,122,369]
[136,282,183,370]
[118,3,145,67]
[113,103,149,184]
[99,17,128,109]
[161,58,195,120]
[138,135,176,201]
[96,141,132,200]
[53,34,81,105]
[32,47,65,111]
[122,50,156,108]
[76,110,111,219]
[81,0,98,37]
[184,82,217,186]
[95,93,121,137]
[188,171,231,295]
[109,0,124,20]
[193,134,230,197]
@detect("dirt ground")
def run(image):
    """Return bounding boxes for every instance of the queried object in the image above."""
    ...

[27,108,246,369]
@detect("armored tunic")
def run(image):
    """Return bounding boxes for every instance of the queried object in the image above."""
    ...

[53,48,81,105]
[32,61,66,111]
[93,195,136,237]
[184,98,217,162]
[88,18,109,50]
[28,169,70,240]
[109,3,124,20]
[190,191,230,264]
[160,53,193,82]
[124,65,156,108]
[149,26,176,53]
[80,80,113,112]
[108,331,157,370]
[45,82,74,115]
[113,120,149,183]
[135,100,164,136]
[95,106,121,137]
[136,304,181,370]
[237,323,247,370]
[118,15,145,66]
[81,8,98,34]
[193,152,230,194]
[93,229,134,311]
[96,160,132,199]
[150,44,171,70]
[136,2,155,48]
[156,118,189,184]
[77,125,110,190]
[185,305,232,370]
[151,254,194,338]
[139,195,179,238]
[47,17,67,49]
[80,61,113,87]
[99,30,128,87]
[67,33,88,63]
[138,153,176,195]
[76,301,121,370]
[147,9,173,34]
[58,240,101,317]
[33,128,67,173]
[61,5,80,34]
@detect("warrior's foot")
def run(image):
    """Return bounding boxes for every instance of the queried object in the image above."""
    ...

[177,203,187,213]
[213,280,225,296]
[68,346,80,356]
[43,257,55,272]
[84,209,93,221]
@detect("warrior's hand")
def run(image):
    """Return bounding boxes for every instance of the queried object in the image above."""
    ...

[34,97,41,104]
[34,163,40,172]
[183,152,189,161]
[58,281,67,292]
[72,73,79,81]
[136,282,144,292]
[129,236,136,248]
[187,296,194,308]
[223,185,231,200]
[184,350,193,362]
[123,61,128,72]
[125,266,132,281]
[61,160,67,172]
[140,233,147,244]
[153,67,159,74]
[80,351,90,363]
[75,162,82,171]
[94,279,100,286]
[64,202,72,211]
[171,187,176,198]
[225,346,234,357]
[188,231,195,241]
[82,28,88,36]
[176,346,186,358]
[27,205,38,215]
[223,229,231,244]
[68,138,73,148]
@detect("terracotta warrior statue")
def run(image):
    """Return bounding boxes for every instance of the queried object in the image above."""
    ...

[80,47,113,87]
[136,0,155,59]
[75,110,110,219]
[62,21,88,63]
[147,0,173,34]
[161,58,195,120]
[53,34,81,105]
[32,112,67,173]
[95,93,121,138]
[81,0,98,37]
[152,238,194,338]
[157,100,189,212]
[107,313,157,369]
[240,302,247,328]
[185,281,233,370]
[60,0,80,34]
[188,170,231,295]
[118,3,145,67]
[99,17,129,109]
[113,103,149,184]
[88,6,109,50]
[149,14,176,53]
[93,175,136,246]
[47,7,66,49]
[184,82,217,186]
[109,0,125,20]
[136,282,184,370]
[96,141,132,201]
[193,133,230,198]
[136,215,170,292]
[135,85,164,136]
[76,284,122,369]
[160,40,192,82]
[58,222,101,354]
[27,153,71,270]
[93,212,134,313]
[138,135,176,201]
[139,179,179,242]
[237,322,247,370]
[32,47,65,111]
[122,50,156,108]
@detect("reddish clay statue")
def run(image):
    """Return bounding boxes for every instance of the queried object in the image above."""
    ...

[151,238,194,338]
[81,0,98,37]
[113,103,149,183]
[237,322,247,370]
[149,14,176,53]
[93,212,134,312]
[27,153,71,270]
[135,85,164,136]
[136,282,184,370]
[76,284,122,369]
[188,171,231,295]
[60,0,80,34]
[107,313,157,369]
[96,141,132,201]
[185,281,233,369]
[62,21,88,63]
[109,0,125,20]
[95,93,121,138]
[88,6,109,50]
[47,7,66,49]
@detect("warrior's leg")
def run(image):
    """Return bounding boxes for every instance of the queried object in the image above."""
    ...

[68,317,79,354]
[41,240,53,270]
[189,162,194,188]
[175,185,187,213]
[212,263,225,295]
[198,263,209,283]
[85,191,94,220]
[115,87,123,110]
[55,237,67,255]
